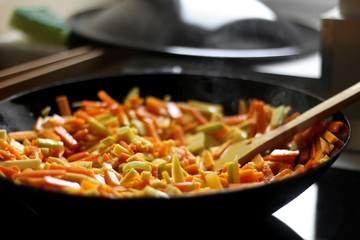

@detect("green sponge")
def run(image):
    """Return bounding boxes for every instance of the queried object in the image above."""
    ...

[10,7,70,45]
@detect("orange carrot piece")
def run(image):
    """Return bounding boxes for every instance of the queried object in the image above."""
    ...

[212,140,231,159]
[251,154,265,168]
[178,104,208,124]
[0,139,22,160]
[142,117,161,143]
[0,165,19,178]
[272,168,293,181]
[172,182,201,192]
[56,95,72,116]
[64,118,86,130]
[97,90,118,105]
[146,96,167,115]
[81,100,107,108]
[157,141,170,158]
[212,125,229,141]
[283,112,300,124]
[0,150,16,161]
[203,150,215,170]
[263,149,300,163]
[75,153,100,163]
[238,99,247,115]
[221,114,247,125]
[119,140,134,155]
[326,121,344,133]
[182,121,198,132]
[38,129,61,141]
[13,169,66,178]
[118,153,132,163]
[7,131,37,142]
[49,163,94,177]
[104,169,120,186]
[67,151,90,162]
[53,126,79,150]
[183,163,200,175]
[117,105,130,126]
[73,129,88,141]
[239,169,264,183]
[253,100,268,133]
[323,130,339,144]
[167,127,185,145]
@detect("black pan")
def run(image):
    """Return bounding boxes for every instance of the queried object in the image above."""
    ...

[0,73,351,218]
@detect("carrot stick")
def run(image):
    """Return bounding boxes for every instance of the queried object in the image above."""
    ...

[38,129,61,141]
[283,112,300,124]
[263,149,299,163]
[142,117,161,143]
[0,150,16,161]
[253,100,268,133]
[323,130,339,144]
[326,121,344,133]
[67,151,90,162]
[7,131,37,142]
[73,129,88,141]
[56,95,72,116]
[183,121,198,132]
[212,140,231,159]
[272,168,293,181]
[119,140,134,155]
[203,150,215,170]
[0,139,22,160]
[146,96,166,115]
[13,169,66,178]
[239,169,264,183]
[238,99,247,115]
[221,114,247,125]
[49,163,94,177]
[74,153,100,163]
[104,169,120,186]
[183,163,200,175]
[178,104,209,124]
[0,165,19,178]
[53,126,79,150]
[97,90,118,105]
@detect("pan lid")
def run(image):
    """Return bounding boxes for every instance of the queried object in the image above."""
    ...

[69,0,319,59]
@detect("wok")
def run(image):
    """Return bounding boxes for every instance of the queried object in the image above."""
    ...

[0,73,351,218]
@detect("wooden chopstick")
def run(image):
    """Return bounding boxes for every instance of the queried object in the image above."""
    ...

[0,45,97,80]
[0,45,105,98]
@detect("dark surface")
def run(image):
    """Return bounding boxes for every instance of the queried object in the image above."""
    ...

[0,73,351,221]
[315,167,360,239]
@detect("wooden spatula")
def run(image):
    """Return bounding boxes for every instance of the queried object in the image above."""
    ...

[214,81,360,171]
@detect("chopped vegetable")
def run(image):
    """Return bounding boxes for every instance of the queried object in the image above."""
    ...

[0,88,349,198]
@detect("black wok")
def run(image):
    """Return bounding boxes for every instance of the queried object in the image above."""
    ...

[0,73,351,218]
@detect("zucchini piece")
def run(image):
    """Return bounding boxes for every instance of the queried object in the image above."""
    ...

[0,159,41,169]
[186,132,205,154]
[196,121,224,134]
[270,105,285,127]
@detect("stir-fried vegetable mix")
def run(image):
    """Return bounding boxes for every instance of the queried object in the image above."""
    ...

[0,88,349,198]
